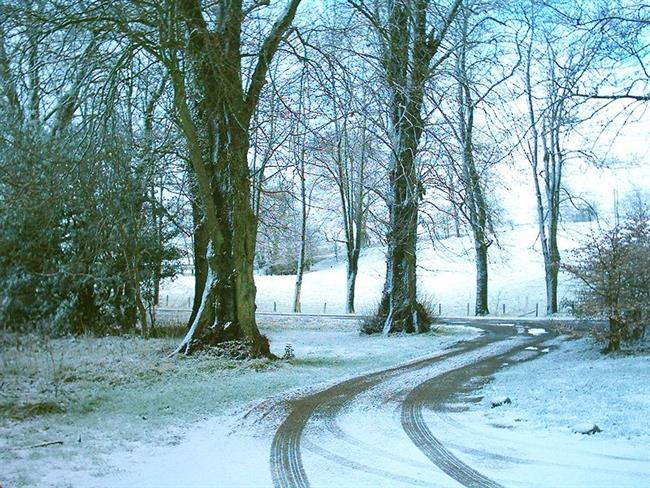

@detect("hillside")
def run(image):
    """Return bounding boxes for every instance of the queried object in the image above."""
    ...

[161,222,597,317]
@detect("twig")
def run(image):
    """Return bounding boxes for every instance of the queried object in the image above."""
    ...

[9,440,63,450]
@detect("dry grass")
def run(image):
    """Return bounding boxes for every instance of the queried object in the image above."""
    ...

[0,332,277,423]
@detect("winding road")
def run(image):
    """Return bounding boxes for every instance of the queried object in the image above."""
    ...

[98,316,648,488]
[265,320,551,488]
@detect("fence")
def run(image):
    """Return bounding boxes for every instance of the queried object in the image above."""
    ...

[155,297,567,325]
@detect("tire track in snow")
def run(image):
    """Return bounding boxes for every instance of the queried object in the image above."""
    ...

[402,392,505,488]
[400,338,547,488]
[270,324,517,488]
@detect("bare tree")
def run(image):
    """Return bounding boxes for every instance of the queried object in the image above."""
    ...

[349,0,462,333]
[32,0,305,353]
[518,1,601,314]
[436,2,514,315]
[165,0,303,355]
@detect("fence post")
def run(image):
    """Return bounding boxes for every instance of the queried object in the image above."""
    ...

[323,302,327,314]
[438,303,442,315]
[166,295,169,307]
[273,301,277,312]
[535,303,539,317]
[502,303,506,315]
[467,303,470,316]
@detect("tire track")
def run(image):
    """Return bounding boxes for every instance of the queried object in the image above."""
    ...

[270,324,517,488]
[401,338,547,488]
[402,394,505,488]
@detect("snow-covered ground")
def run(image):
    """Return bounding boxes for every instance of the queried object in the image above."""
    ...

[0,320,478,488]
[475,337,650,440]
[43,331,649,488]
[429,337,650,487]
[162,223,594,316]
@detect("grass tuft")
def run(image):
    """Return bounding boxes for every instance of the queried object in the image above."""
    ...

[0,401,66,420]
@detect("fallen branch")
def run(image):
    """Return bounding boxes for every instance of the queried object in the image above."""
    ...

[9,440,63,450]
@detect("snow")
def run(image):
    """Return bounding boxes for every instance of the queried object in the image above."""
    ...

[476,337,650,440]
[66,335,649,487]
[93,419,273,488]
[527,327,547,336]
[9,327,648,488]
[7,321,478,488]
[425,337,650,487]
[161,223,591,316]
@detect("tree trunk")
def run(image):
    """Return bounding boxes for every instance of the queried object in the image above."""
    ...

[453,203,462,238]
[74,281,98,334]
[456,7,490,317]
[293,148,308,313]
[135,283,149,338]
[346,254,359,314]
[230,141,269,356]
[169,0,302,356]
[474,240,489,315]
[545,245,559,314]
[293,251,305,313]
[605,316,622,353]
[367,0,461,334]
[188,199,208,327]
[380,137,421,333]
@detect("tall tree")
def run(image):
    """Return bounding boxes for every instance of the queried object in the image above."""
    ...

[435,1,513,315]
[166,0,303,355]
[350,0,462,333]
[519,1,602,314]
[454,5,491,315]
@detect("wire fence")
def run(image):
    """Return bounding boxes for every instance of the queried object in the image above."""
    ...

[154,298,571,326]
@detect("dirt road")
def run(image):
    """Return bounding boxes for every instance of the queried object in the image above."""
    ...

[265,320,550,488]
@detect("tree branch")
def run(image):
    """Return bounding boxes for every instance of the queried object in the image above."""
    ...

[245,0,303,118]
[573,92,650,102]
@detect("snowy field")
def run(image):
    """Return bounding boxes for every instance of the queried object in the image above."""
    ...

[161,223,592,317]
[0,319,477,488]
[4,223,649,488]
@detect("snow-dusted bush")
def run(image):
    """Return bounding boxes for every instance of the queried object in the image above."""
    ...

[0,128,181,335]
[565,214,650,353]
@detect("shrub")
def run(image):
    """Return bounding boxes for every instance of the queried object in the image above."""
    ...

[564,214,650,353]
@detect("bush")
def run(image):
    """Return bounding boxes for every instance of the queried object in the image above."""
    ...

[564,214,650,353]
[0,127,182,335]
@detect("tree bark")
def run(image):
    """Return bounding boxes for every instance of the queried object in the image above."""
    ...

[292,79,308,314]
[368,0,462,333]
[169,0,301,356]
[379,145,420,333]
[456,9,490,316]
[474,240,489,315]
[188,196,208,326]
[292,180,307,313]
[524,14,565,315]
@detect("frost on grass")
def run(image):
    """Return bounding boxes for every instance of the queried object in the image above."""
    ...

[0,319,477,488]
[477,337,650,439]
